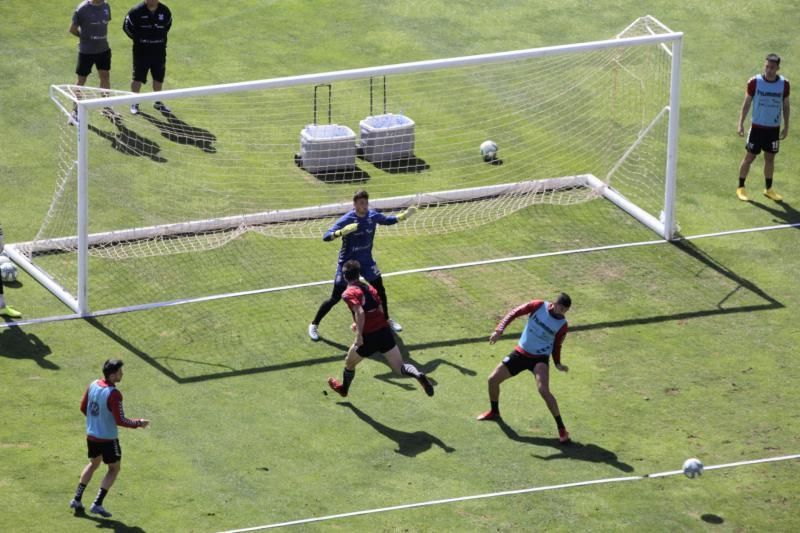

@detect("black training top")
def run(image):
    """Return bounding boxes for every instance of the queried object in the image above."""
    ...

[123,2,172,49]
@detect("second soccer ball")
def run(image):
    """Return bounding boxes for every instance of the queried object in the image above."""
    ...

[480,140,498,162]
[682,458,704,479]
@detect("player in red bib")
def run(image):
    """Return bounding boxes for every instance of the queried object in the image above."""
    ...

[477,293,572,444]
[327,260,434,397]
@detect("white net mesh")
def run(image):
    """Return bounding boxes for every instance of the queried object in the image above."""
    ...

[25,17,677,311]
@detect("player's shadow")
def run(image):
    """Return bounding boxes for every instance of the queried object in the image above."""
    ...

[366,156,430,174]
[747,198,800,229]
[0,319,58,370]
[88,121,167,163]
[373,332,476,391]
[72,509,146,532]
[338,401,455,457]
[496,419,634,472]
[137,110,217,153]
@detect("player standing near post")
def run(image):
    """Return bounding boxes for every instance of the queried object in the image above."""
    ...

[123,0,173,115]
[69,359,149,518]
[0,222,22,318]
[737,53,790,202]
[308,190,416,341]
[477,293,572,444]
[327,260,434,397]
[70,0,113,91]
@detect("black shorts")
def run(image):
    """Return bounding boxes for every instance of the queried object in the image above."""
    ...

[502,350,549,376]
[746,127,780,155]
[87,438,122,464]
[132,47,167,83]
[76,49,112,77]
[356,326,396,357]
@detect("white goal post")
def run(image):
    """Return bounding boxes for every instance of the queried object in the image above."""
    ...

[12,15,682,316]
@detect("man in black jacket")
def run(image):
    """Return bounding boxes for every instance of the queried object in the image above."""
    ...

[123,0,172,114]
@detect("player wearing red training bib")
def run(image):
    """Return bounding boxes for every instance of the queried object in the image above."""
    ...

[327,260,434,398]
[477,293,572,444]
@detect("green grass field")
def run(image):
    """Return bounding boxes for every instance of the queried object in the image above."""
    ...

[2,1,800,532]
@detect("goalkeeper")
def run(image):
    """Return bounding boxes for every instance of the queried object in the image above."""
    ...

[308,190,416,341]
[0,222,22,318]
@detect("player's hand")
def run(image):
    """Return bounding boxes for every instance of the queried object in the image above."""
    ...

[335,222,359,238]
[489,330,502,344]
[555,364,569,373]
[350,322,357,332]
[139,419,151,428]
[780,127,789,140]
[737,124,745,137]
[397,205,418,221]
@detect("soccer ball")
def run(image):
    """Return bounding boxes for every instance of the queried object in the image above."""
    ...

[682,458,704,478]
[0,261,17,283]
[480,140,498,162]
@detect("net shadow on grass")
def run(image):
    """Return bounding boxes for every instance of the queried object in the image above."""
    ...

[86,239,782,384]
[0,317,58,370]
[495,420,634,472]
[88,121,167,163]
[137,110,217,154]
[338,401,455,457]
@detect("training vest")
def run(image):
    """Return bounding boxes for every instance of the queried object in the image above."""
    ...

[518,301,566,356]
[752,74,786,127]
[86,380,118,439]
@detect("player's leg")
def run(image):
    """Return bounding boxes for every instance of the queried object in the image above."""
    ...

[328,344,365,396]
[763,148,783,201]
[97,50,111,91]
[309,274,346,339]
[70,449,102,511]
[129,51,147,114]
[383,341,434,396]
[90,441,121,517]
[477,358,515,420]
[737,149,758,201]
[369,274,402,332]
[533,362,569,443]
[0,277,22,318]
[152,56,171,113]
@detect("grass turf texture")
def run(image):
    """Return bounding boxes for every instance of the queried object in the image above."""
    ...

[1,1,799,531]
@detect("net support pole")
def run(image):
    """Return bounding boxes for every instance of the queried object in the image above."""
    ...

[662,35,682,240]
[76,103,90,315]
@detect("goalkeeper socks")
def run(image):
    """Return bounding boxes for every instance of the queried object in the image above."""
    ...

[400,363,421,378]
[738,177,746,188]
[74,482,87,501]
[554,415,565,430]
[490,400,499,413]
[93,488,108,506]
[0,295,5,308]
[342,368,355,392]
[766,178,773,189]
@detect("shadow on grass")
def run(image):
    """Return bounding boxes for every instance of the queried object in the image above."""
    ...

[137,110,217,154]
[338,401,455,457]
[0,317,58,369]
[88,239,783,384]
[497,419,634,472]
[72,508,146,532]
[88,120,167,163]
[747,198,800,228]
[367,155,430,174]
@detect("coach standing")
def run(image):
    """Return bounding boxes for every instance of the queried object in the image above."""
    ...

[123,0,172,115]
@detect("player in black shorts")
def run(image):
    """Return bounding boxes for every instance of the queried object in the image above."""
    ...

[123,0,173,114]
[326,260,434,398]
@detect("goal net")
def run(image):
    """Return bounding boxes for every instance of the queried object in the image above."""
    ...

[10,15,681,315]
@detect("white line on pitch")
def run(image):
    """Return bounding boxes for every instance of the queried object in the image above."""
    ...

[218,454,800,532]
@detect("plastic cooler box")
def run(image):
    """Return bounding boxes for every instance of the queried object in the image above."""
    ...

[299,124,356,172]
[359,113,415,163]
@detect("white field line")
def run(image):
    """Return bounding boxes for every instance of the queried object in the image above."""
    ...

[2,222,798,329]
[218,454,800,532]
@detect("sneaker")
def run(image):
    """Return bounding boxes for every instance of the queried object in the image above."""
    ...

[308,323,320,341]
[476,410,501,421]
[89,503,112,518]
[69,499,84,512]
[327,377,347,397]
[764,188,783,202]
[0,306,22,318]
[154,101,172,113]
[736,187,749,201]
[130,103,140,115]
[558,427,571,444]
[388,318,403,332]
[416,374,434,397]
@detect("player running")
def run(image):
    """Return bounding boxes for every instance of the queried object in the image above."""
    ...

[308,189,416,341]
[327,260,434,397]
[70,359,149,518]
[477,293,572,444]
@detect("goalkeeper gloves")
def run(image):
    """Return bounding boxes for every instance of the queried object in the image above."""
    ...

[396,205,418,222]
[334,222,359,238]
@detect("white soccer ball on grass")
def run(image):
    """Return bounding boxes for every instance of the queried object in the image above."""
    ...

[1,261,17,283]
[682,458,704,479]
[480,140,498,162]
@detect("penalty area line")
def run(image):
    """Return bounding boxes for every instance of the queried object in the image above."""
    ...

[218,454,800,532]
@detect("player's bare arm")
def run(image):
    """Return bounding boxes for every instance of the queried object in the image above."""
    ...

[352,305,365,347]
[69,23,80,38]
[781,96,790,139]
[738,93,752,136]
